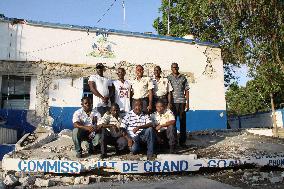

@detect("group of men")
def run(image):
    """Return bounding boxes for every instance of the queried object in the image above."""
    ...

[72,62,189,160]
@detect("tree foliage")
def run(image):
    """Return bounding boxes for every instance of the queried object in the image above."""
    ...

[154,0,284,115]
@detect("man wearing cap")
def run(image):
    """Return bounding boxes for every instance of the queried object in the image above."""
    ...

[88,63,112,116]
[167,63,190,148]
[130,65,154,114]
[152,66,173,110]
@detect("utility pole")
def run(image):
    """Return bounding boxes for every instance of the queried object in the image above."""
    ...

[167,0,170,35]
[270,93,278,137]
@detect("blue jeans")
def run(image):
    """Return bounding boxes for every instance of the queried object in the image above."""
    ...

[131,127,156,156]
[72,128,94,154]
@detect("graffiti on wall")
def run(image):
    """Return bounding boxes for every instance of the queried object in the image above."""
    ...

[87,34,115,58]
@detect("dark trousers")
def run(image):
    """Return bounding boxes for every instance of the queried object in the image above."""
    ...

[172,103,187,145]
[101,128,128,155]
[72,128,94,154]
[97,106,109,117]
[158,125,177,147]
[131,127,156,156]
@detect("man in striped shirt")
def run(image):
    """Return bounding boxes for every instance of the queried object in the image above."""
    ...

[121,99,156,160]
[167,63,190,148]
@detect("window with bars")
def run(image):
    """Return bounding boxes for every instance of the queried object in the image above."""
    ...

[1,75,31,109]
[82,77,93,98]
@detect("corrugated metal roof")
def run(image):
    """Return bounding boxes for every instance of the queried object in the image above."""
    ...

[0,16,219,48]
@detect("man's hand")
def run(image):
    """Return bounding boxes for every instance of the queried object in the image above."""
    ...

[101,96,109,104]
[155,125,162,131]
[86,126,95,133]
[185,103,189,112]
[127,139,133,148]
[133,127,140,134]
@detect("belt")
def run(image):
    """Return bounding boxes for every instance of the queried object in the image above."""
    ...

[154,95,167,99]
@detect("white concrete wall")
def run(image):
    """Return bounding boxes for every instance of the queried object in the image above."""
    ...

[228,111,284,129]
[29,76,37,110]
[0,21,226,111]
[48,78,83,107]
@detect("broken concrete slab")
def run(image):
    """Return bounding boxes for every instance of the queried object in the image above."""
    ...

[4,174,18,186]
[35,178,55,187]
[19,175,36,187]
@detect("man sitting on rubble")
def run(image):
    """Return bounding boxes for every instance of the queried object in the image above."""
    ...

[151,100,177,153]
[98,103,128,159]
[121,99,156,160]
[72,96,101,158]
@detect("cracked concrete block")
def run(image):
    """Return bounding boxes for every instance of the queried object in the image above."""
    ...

[4,174,19,186]
[81,176,90,185]
[58,129,73,139]
[35,178,55,187]
[74,177,83,185]
[19,175,36,187]
[60,177,75,185]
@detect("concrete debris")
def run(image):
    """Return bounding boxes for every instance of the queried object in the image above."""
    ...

[74,176,83,185]
[19,175,36,187]
[60,177,75,185]
[4,174,18,186]
[246,128,273,137]
[0,181,4,189]
[35,178,55,187]
[269,176,283,184]
[58,129,72,139]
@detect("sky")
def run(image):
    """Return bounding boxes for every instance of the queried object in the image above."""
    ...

[0,0,250,86]
[0,0,161,33]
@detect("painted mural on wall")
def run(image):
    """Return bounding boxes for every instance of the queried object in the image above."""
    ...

[87,34,115,58]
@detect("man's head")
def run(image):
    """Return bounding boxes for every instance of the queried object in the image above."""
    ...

[117,67,126,80]
[96,63,105,76]
[154,66,162,78]
[133,99,143,115]
[110,103,120,117]
[136,65,144,78]
[155,100,165,114]
[171,63,179,75]
[81,96,92,112]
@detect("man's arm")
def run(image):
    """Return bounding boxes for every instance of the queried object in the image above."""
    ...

[156,120,176,131]
[88,81,104,99]
[185,89,189,111]
[167,91,172,109]
[147,89,153,112]
[133,122,153,134]
[73,122,95,133]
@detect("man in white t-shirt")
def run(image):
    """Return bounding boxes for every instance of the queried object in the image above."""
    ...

[72,96,101,158]
[112,67,131,113]
[88,63,112,116]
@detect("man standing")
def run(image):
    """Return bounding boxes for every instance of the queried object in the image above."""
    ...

[121,99,156,160]
[88,63,112,116]
[167,63,189,147]
[72,97,101,158]
[112,68,131,113]
[151,100,177,153]
[98,103,128,159]
[153,66,173,109]
[131,65,154,113]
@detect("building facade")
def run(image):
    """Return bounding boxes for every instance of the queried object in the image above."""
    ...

[0,16,227,133]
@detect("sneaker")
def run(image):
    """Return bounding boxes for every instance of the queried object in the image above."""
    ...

[76,153,82,158]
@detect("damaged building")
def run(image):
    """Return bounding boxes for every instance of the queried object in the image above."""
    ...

[0,15,227,135]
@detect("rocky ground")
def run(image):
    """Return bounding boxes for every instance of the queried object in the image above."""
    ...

[1,128,284,188]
